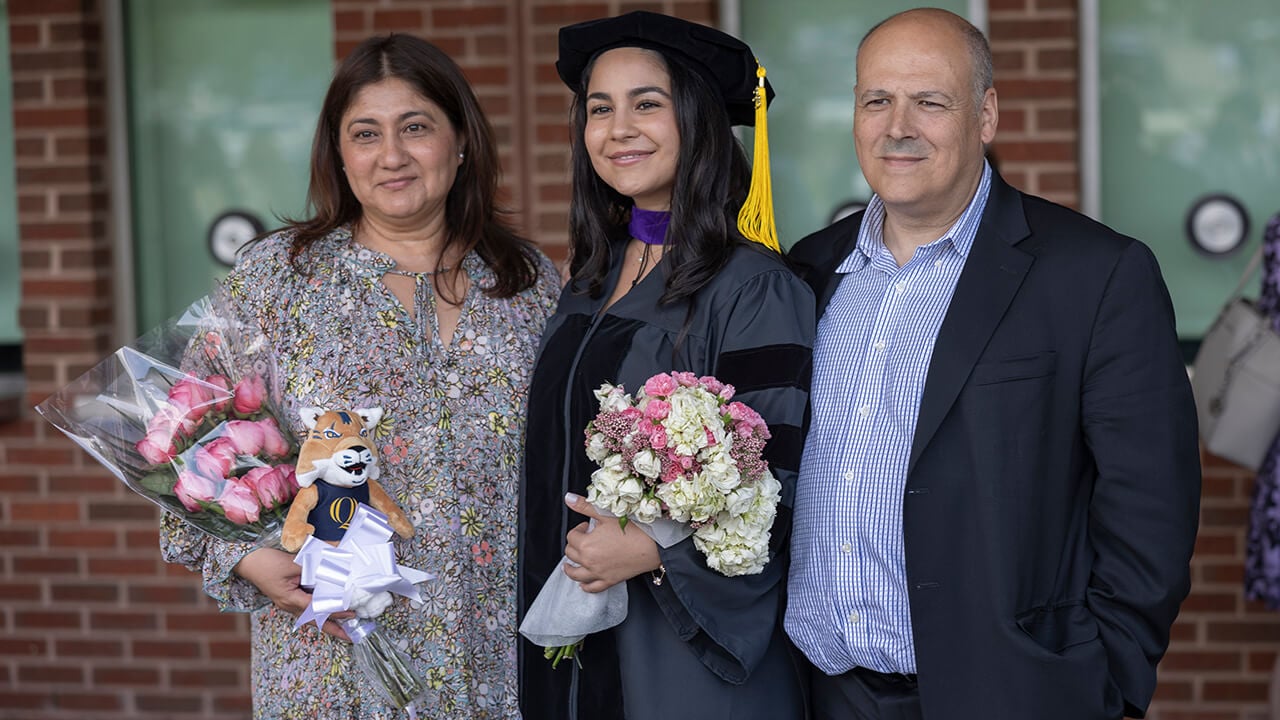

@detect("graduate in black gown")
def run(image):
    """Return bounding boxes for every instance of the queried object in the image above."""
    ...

[518,11,813,719]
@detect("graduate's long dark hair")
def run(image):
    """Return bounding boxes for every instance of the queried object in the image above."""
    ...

[566,47,754,304]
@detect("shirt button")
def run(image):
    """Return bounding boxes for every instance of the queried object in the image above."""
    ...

[848,611,861,625]
[858,404,871,417]
[841,543,852,554]
[844,470,856,482]
[934,259,943,268]
[873,340,886,352]
[895,281,907,293]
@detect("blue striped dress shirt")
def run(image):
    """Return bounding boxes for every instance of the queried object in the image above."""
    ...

[787,164,992,675]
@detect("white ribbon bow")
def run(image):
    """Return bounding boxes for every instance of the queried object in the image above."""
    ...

[294,504,433,630]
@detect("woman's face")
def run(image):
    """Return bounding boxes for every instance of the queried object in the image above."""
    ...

[338,77,464,232]
[583,47,680,211]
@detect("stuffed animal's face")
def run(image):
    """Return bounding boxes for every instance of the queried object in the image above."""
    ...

[295,408,383,489]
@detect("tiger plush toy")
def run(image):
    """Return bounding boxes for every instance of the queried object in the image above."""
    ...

[280,407,415,552]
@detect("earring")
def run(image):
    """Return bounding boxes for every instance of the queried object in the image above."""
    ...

[458,152,465,159]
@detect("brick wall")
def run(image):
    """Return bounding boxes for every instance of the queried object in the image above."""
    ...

[2,0,249,717]
[986,0,1079,209]
[2,1,1266,719]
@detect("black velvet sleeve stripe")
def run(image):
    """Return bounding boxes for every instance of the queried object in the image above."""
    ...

[717,343,811,394]
[763,422,804,474]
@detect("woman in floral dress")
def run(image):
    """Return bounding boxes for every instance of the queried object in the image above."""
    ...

[160,34,559,719]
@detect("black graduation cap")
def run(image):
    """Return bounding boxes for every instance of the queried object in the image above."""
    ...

[555,10,775,128]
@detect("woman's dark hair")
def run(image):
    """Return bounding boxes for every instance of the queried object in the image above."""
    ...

[282,33,539,299]
[566,47,753,304]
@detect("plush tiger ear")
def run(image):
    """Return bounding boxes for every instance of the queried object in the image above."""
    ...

[298,407,325,430]
[354,407,383,431]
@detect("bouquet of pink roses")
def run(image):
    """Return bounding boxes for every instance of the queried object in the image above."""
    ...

[520,371,781,667]
[36,296,299,546]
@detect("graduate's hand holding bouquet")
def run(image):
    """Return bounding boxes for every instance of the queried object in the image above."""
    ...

[519,371,782,667]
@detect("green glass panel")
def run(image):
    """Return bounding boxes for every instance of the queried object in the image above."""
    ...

[0,0,22,343]
[739,0,968,248]
[126,0,332,330]
[1100,0,1280,339]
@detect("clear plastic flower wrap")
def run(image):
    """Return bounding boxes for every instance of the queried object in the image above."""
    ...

[293,505,435,716]
[35,296,299,546]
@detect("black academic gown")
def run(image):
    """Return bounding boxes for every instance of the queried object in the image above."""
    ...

[518,241,814,720]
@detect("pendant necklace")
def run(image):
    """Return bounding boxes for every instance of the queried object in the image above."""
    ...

[628,207,670,289]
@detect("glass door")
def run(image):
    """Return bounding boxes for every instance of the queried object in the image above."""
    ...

[739,0,970,246]
[126,0,332,330]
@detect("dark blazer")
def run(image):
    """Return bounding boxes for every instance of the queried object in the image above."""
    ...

[788,171,1201,719]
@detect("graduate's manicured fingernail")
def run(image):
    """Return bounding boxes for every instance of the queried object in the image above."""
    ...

[565,492,581,504]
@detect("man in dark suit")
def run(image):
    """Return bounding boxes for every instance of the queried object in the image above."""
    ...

[784,8,1201,720]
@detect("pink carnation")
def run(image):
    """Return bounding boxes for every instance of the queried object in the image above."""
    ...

[642,399,670,422]
[643,373,678,397]
[649,427,668,450]
[671,371,699,388]
[698,376,724,395]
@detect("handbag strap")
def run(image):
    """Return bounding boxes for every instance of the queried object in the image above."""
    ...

[1228,244,1266,301]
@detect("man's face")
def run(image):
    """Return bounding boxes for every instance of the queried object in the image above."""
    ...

[853,15,997,226]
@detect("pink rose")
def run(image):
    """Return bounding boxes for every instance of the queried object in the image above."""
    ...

[193,437,238,479]
[643,373,677,397]
[642,399,670,421]
[168,379,215,423]
[173,469,218,512]
[698,376,724,395]
[136,429,178,465]
[718,384,735,402]
[232,375,266,416]
[151,403,198,439]
[241,465,293,510]
[256,417,291,459]
[206,374,233,414]
[216,477,261,524]
[222,420,265,456]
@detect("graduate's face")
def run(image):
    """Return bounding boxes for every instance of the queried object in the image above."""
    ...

[338,77,464,233]
[583,47,680,211]
[853,14,997,225]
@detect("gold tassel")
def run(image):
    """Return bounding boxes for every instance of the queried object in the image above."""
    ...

[736,62,780,253]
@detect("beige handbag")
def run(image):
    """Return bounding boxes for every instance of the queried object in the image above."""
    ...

[1191,247,1280,470]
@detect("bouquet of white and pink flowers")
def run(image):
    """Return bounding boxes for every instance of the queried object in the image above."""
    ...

[519,371,781,666]
[36,296,299,546]
[584,371,782,576]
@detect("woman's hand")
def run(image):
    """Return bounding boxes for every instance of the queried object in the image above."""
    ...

[233,547,354,641]
[561,493,662,593]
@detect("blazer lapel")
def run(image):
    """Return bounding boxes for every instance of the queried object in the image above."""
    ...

[908,174,1034,474]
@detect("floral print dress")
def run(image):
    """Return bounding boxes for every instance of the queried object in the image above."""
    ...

[160,227,560,719]
[1247,213,1280,610]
